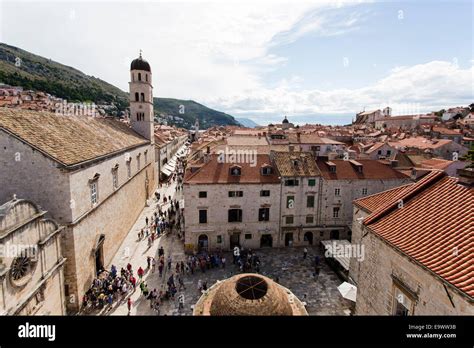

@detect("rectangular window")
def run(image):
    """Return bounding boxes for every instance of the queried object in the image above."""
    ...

[307,195,315,208]
[308,179,316,186]
[127,161,131,178]
[217,235,222,244]
[228,191,243,197]
[260,190,270,197]
[392,286,414,316]
[362,188,368,195]
[261,166,273,175]
[310,146,320,152]
[286,196,295,209]
[137,156,141,170]
[386,150,392,156]
[228,209,243,222]
[333,207,340,218]
[285,216,294,224]
[259,208,270,221]
[306,215,314,224]
[284,179,299,186]
[245,234,252,240]
[90,181,98,205]
[199,191,207,198]
[335,188,341,196]
[144,152,148,164]
[112,170,118,189]
[199,210,207,224]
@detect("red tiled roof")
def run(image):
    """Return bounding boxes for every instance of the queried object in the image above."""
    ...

[354,183,414,212]
[184,154,280,184]
[316,159,410,180]
[357,170,474,298]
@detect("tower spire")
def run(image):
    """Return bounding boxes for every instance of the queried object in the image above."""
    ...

[139,49,142,58]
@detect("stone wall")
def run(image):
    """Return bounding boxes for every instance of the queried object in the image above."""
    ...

[354,227,473,315]
[0,199,65,315]
[184,182,280,252]
[0,131,72,223]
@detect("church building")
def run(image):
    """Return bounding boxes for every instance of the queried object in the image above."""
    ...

[0,53,157,312]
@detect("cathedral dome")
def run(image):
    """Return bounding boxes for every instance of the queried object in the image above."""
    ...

[193,273,308,316]
[282,116,289,124]
[131,54,151,72]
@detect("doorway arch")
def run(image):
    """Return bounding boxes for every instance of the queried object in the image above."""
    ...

[330,230,340,240]
[198,234,209,252]
[304,231,313,245]
[260,234,273,248]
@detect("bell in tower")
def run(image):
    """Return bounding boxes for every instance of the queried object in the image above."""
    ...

[129,51,154,143]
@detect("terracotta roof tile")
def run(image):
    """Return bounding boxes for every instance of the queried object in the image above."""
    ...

[272,152,320,177]
[0,107,148,166]
[357,170,474,298]
[184,154,280,184]
[316,159,410,180]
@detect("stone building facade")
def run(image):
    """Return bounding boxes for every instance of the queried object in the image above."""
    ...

[0,197,66,315]
[272,152,323,247]
[316,159,412,241]
[0,54,158,312]
[183,154,281,252]
[349,170,473,315]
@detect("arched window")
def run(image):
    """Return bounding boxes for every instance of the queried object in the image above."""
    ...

[138,73,142,81]
[135,92,139,102]
[145,74,148,82]
[141,93,145,102]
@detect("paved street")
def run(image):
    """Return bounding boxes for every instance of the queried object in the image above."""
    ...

[103,196,351,315]
[98,156,351,316]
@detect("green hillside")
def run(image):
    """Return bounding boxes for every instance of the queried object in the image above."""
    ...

[0,42,240,128]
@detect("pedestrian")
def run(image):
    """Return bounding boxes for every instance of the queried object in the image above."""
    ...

[197,279,202,293]
[151,257,156,273]
[167,256,172,270]
[147,256,151,269]
[137,266,144,280]
[145,216,149,226]
[303,248,308,259]
[158,263,164,277]
[127,298,132,314]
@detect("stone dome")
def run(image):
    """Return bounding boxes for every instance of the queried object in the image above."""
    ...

[193,273,308,316]
[282,116,289,124]
[131,54,151,72]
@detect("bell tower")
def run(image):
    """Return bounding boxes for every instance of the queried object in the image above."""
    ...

[129,51,154,143]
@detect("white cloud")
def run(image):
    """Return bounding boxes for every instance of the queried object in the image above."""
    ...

[206,60,474,120]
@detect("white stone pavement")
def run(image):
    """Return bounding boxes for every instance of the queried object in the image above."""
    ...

[103,177,185,316]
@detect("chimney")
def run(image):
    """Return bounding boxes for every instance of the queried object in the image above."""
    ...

[297,132,301,142]
[457,168,474,186]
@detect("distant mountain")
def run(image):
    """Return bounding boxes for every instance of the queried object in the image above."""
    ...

[154,98,240,129]
[235,117,260,128]
[0,43,129,111]
[0,43,240,129]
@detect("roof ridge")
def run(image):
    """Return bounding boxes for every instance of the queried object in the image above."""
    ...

[363,170,445,225]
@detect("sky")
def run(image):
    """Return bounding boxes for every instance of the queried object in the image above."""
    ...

[0,0,473,125]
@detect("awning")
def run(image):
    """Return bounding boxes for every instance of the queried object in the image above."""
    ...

[161,166,173,176]
[337,282,357,302]
[320,239,351,271]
